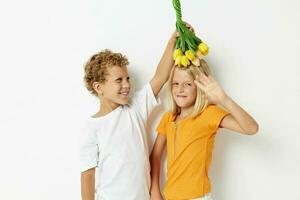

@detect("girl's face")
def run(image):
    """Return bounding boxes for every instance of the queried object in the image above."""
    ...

[171,67,197,109]
[99,66,131,108]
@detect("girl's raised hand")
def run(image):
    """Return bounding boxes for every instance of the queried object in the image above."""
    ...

[194,73,228,105]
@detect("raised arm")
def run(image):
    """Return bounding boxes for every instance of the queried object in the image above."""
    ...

[195,73,259,135]
[150,32,177,97]
[219,97,259,135]
[151,23,195,96]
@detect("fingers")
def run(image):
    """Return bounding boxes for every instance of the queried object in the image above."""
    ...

[170,31,179,43]
[184,22,195,32]
[173,22,194,39]
[172,30,179,38]
[194,79,206,92]
[197,73,211,85]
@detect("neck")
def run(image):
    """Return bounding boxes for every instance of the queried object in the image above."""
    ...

[178,105,194,119]
[93,97,120,117]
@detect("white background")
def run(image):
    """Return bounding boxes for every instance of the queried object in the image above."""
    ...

[0,0,299,199]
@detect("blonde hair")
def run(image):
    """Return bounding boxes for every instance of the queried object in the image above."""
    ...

[84,49,129,96]
[167,59,212,117]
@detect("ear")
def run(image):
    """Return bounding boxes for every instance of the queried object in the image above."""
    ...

[92,81,103,96]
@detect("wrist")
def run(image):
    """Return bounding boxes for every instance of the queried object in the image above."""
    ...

[220,95,231,107]
[150,186,160,194]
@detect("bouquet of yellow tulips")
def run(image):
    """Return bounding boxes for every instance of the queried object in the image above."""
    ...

[172,0,209,68]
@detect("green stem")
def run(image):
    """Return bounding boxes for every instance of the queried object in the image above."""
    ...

[173,0,203,53]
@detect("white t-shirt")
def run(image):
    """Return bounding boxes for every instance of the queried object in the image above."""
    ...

[79,83,160,200]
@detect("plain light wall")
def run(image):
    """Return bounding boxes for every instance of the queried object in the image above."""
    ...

[0,0,299,199]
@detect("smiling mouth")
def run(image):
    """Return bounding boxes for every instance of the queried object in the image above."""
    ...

[119,91,129,97]
[176,95,187,98]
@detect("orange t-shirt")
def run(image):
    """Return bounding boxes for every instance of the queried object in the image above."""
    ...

[156,104,229,200]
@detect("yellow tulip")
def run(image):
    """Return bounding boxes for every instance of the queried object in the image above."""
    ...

[191,57,200,66]
[175,55,182,66]
[173,49,183,60]
[185,50,196,61]
[196,50,204,59]
[181,56,190,67]
[198,42,209,56]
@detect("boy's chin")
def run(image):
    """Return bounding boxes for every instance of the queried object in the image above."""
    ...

[117,99,129,105]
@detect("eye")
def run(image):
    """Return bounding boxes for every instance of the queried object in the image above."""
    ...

[172,82,179,86]
[115,78,122,83]
[127,77,130,81]
[184,82,192,87]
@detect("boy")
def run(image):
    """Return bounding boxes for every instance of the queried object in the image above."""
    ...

[79,32,177,200]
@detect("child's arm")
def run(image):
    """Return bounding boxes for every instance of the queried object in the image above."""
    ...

[151,23,194,97]
[195,73,259,135]
[150,32,177,97]
[150,135,167,200]
[81,168,96,200]
[219,97,259,135]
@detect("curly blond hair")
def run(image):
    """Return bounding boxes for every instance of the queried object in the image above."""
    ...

[84,49,129,95]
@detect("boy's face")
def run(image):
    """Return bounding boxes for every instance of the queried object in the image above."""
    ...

[171,68,197,109]
[98,66,131,107]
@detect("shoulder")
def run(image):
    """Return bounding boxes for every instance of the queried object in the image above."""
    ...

[81,118,96,132]
[204,104,230,127]
[192,104,228,122]
[206,104,219,111]
[78,119,99,145]
[80,116,105,137]
[204,104,227,115]
[160,112,174,122]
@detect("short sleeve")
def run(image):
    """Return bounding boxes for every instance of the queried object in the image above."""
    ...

[78,124,99,172]
[156,113,170,136]
[208,105,230,133]
[130,82,161,122]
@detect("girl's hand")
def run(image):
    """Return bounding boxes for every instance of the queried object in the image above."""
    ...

[194,73,228,105]
[150,191,164,200]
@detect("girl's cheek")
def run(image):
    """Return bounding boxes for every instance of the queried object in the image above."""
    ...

[190,88,197,99]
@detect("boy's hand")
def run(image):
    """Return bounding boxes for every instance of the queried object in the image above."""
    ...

[194,73,228,105]
[170,22,195,42]
[185,22,195,32]
[169,30,179,44]
[150,22,196,97]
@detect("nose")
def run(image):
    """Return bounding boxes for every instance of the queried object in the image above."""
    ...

[123,79,130,89]
[178,84,184,93]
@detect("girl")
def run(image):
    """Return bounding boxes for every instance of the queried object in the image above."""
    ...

[150,60,259,200]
